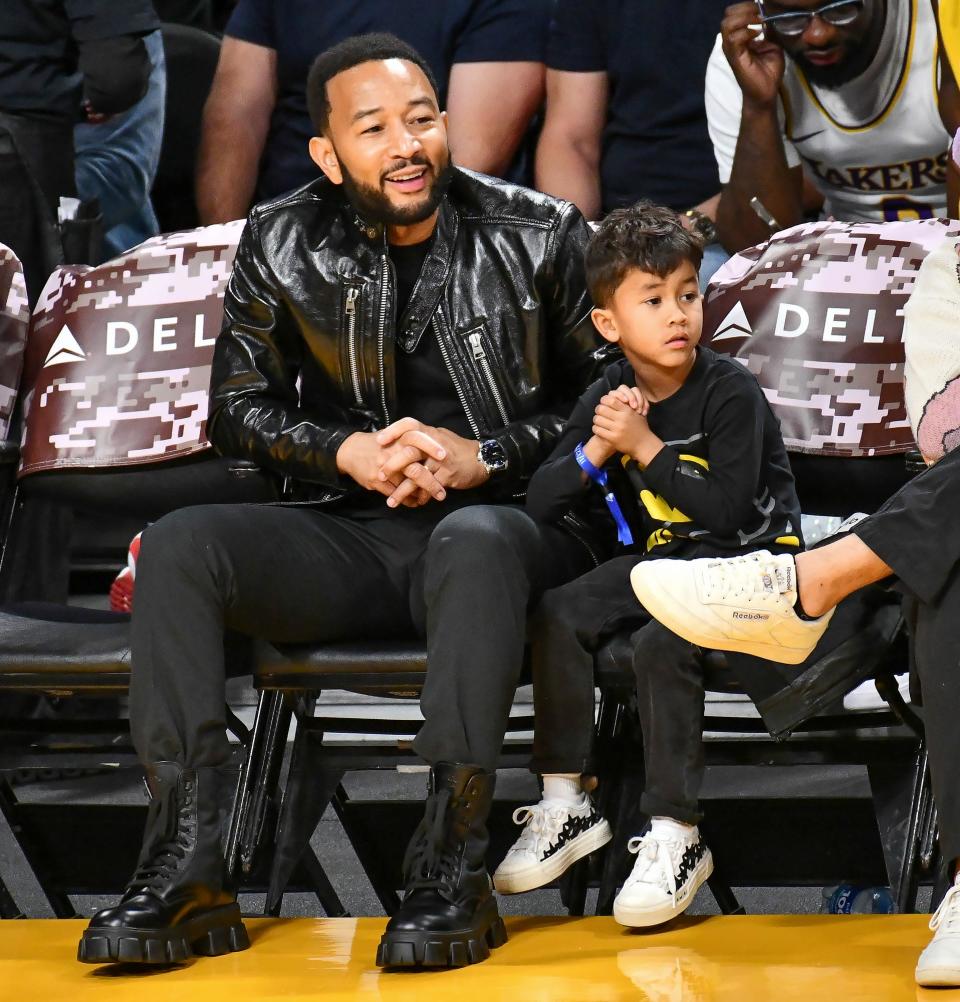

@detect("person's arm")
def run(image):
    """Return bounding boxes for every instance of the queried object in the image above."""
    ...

[207,218,359,487]
[640,374,768,535]
[446,61,544,177]
[526,375,612,522]
[709,3,804,252]
[196,37,277,225]
[534,69,607,221]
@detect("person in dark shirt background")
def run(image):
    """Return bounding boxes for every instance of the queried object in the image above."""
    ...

[0,0,158,303]
[196,0,551,224]
[535,0,729,283]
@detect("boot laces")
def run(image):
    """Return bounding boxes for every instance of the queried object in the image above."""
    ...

[624,832,685,902]
[402,789,461,895]
[930,880,960,934]
[126,788,192,895]
[511,802,570,858]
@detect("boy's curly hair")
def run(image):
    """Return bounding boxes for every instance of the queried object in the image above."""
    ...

[585,201,704,307]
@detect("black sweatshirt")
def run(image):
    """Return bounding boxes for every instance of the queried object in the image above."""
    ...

[527,347,803,557]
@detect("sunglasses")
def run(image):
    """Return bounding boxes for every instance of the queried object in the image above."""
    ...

[756,0,864,37]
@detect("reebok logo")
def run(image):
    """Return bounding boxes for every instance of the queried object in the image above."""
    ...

[43,325,87,368]
[711,301,752,343]
[732,611,769,621]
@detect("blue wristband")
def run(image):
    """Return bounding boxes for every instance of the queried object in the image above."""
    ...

[574,442,634,546]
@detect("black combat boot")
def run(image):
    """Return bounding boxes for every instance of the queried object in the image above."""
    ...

[78,762,249,965]
[377,762,507,968]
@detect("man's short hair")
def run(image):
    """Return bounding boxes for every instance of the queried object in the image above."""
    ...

[585,202,704,307]
[306,33,440,136]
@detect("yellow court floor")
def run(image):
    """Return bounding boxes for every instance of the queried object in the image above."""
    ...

[1,914,955,1002]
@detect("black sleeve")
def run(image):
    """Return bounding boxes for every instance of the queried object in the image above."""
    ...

[454,0,552,63]
[489,202,602,489]
[641,371,768,536]
[77,35,151,114]
[525,371,613,523]
[206,218,359,489]
[546,0,605,71]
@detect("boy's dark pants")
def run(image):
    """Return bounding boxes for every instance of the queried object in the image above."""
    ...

[530,549,791,825]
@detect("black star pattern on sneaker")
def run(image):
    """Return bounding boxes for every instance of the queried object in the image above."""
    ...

[541,806,604,861]
[673,835,708,888]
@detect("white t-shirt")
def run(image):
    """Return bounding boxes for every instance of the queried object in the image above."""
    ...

[705,0,949,223]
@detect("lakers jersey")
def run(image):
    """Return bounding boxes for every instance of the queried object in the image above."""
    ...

[706,0,950,223]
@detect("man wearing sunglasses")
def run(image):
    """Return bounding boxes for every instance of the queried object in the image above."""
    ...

[706,0,952,253]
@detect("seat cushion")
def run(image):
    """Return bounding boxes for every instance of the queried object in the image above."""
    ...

[0,603,131,688]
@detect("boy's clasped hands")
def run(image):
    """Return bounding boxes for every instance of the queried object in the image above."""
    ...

[586,384,662,468]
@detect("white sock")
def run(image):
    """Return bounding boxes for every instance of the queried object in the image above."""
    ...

[542,774,585,806]
[650,816,696,841]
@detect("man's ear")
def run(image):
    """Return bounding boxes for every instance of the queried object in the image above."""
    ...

[309,136,343,185]
[591,306,620,345]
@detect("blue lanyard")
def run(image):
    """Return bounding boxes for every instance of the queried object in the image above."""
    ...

[574,442,634,546]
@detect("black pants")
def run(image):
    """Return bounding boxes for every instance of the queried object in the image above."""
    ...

[854,445,960,862]
[530,546,806,826]
[530,553,716,825]
[128,501,589,774]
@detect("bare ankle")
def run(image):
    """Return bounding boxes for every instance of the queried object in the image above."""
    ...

[795,551,830,618]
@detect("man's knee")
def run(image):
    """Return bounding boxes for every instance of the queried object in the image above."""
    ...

[426,505,540,571]
[137,505,234,589]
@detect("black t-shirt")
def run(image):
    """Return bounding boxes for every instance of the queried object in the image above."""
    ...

[0,0,158,122]
[546,0,727,213]
[391,237,472,439]
[226,0,550,199]
[527,348,803,557]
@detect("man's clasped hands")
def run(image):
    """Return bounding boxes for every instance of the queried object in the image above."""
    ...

[336,383,661,508]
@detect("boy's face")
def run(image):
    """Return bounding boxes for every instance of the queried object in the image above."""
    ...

[592,261,702,372]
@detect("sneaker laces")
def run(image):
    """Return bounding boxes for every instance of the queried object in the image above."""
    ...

[125,787,193,896]
[401,788,461,896]
[929,880,960,933]
[624,832,686,902]
[701,552,792,604]
[510,802,572,858]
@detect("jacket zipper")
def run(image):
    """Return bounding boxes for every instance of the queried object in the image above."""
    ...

[377,256,391,425]
[468,330,510,427]
[344,286,363,407]
[434,314,482,440]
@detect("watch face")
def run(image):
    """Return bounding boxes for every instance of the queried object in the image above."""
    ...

[480,439,507,471]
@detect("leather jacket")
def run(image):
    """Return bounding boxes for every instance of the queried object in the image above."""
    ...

[207,168,604,504]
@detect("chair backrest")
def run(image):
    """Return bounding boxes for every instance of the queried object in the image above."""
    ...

[0,244,29,443]
[704,218,960,462]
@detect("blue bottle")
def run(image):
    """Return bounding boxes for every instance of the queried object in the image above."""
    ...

[850,887,898,914]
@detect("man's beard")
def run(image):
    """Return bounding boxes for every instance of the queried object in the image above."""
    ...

[794,37,874,89]
[337,151,454,227]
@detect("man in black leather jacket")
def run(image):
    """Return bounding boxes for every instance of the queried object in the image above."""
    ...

[78,33,600,970]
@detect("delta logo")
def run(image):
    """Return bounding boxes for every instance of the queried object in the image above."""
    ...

[41,316,218,369]
[710,299,900,346]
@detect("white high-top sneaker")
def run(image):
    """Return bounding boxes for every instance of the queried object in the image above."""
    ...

[614,823,713,928]
[630,550,834,665]
[916,876,960,986]
[493,797,611,894]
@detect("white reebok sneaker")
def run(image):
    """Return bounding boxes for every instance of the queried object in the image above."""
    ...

[613,825,713,928]
[630,550,834,665]
[916,876,960,986]
[493,798,612,894]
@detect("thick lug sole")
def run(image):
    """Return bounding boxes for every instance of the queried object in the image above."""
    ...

[376,903,508,969]
[494,819,613,894]
[77,903,250,966]
[613,849,713,929]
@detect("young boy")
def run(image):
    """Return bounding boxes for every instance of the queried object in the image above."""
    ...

[492,202,805,927]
